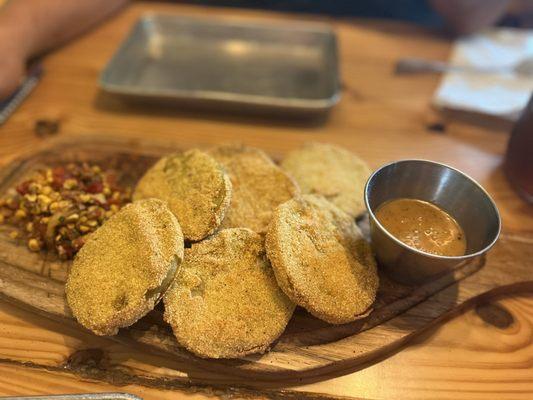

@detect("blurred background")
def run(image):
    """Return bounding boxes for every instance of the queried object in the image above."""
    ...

[0,1,532,400]
[4,1,532,197]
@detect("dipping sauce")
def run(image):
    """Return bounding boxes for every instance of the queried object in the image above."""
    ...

[375,198,466,256]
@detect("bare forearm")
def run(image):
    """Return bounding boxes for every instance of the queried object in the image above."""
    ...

[0,0,128,59]
[430,0,511,34]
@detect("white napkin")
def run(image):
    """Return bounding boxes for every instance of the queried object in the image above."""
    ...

[433,28,533,120]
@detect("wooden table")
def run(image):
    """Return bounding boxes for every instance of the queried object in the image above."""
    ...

[0,2,531,399]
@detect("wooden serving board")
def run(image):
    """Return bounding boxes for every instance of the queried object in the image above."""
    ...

[0,136,531,384]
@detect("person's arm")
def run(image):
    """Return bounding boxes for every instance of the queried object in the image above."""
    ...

[0,0,128,99]
[430,0,511,35]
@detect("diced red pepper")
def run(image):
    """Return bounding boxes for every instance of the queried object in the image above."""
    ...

[16,180,31,195]
[52,166,65,177]
[86,181,103,194]
[71,237,85,251]
[105,172,117,187]
[51,167,66,190]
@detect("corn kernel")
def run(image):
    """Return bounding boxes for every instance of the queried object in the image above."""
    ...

[66,213,79,222]
[28,182,41,193]
[28,238,41,252]
[14,209,26,219]
[58,200,71,209]
[37,194,52,208]
[63,179,78,190]
[79,194,91,203]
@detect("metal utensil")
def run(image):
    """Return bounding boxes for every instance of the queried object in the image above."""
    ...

[364,160,501,284]
[395,56,533,77]
[0,64,43,126]
[0,393,141,400]
[100,14,340,114]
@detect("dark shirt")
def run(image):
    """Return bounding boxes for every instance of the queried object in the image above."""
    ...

[186,0,444,28]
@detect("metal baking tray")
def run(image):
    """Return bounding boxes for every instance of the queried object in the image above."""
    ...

[0,393,141,400]
[100,14,340,114]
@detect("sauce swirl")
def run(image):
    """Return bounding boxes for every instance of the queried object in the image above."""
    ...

[375,198,466,256]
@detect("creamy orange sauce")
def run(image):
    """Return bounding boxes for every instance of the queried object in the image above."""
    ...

[375,198,466,256]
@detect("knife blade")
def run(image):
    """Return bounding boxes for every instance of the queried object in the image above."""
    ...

[0,64,43,126]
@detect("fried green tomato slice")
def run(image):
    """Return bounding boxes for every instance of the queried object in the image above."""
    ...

[281,142,371,217]
[208,145,299,234]
[133,149,232,241]
[66,198,184,336]
[164,228,295,358]
[266,195,378,324]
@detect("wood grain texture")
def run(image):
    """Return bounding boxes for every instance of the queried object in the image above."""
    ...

[0,1,531,399]
[2,136,531,383]
[0,293,531,400]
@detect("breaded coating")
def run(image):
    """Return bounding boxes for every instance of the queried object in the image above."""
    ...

[208,145,299,234]
[265,195,378,324]
[66,199,184,336]
[164,228,295,358]
[281,142,371,217]
[133,149,232,241]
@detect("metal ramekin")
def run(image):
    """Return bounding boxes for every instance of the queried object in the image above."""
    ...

[364,160,501,284]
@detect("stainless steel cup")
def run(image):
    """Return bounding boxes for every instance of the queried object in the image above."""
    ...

[364,160,501,284]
